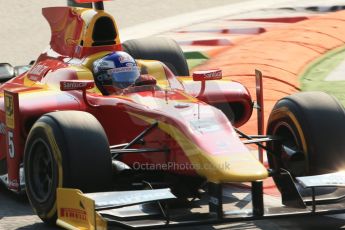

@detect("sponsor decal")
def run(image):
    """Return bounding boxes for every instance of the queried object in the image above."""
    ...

[5,93,14,129]
[205,71,221,79]
[28,64,49,78]
[118,54,133,63]
[60,208,87,221]
[98,60,115,69]
[193,69,222,81]
[108,66,139,74]
[60,80,94,91]
[62,81,88,90]
[126,62,134,67]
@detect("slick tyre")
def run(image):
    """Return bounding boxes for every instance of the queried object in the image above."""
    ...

[267,91,345,177]
[122,37,190,76]
[24,111,112,224]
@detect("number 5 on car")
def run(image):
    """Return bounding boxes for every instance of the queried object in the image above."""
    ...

[4,90,21,191]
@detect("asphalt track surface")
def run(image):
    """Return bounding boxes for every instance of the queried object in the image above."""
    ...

[3,0,345,229]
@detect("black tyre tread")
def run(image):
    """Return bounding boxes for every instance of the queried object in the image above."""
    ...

[43,111,112,191]
[24,111,112,224]
[122,37,190,76]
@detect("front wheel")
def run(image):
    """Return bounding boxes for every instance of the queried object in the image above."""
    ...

[24,111,112,224]
[267,91,345,178]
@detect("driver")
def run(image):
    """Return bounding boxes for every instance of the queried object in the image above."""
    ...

[93,51,156,95]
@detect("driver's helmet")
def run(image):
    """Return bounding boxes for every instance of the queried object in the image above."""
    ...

[93,51,140,94]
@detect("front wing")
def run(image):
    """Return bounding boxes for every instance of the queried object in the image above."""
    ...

[56,172,345,229]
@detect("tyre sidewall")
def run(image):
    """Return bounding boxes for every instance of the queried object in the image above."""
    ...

[24,118,67,223]
[267,104,309,175]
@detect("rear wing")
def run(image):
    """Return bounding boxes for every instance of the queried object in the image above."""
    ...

[56,188,175,229]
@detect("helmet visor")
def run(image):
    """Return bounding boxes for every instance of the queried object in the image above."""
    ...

[108,66,140,89]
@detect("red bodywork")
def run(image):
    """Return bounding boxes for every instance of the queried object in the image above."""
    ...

[0,6,259,192]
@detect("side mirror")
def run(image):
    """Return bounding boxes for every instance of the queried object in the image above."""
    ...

[60,80,95,91]
[0,63,15,83]
[192,69,222,98]
[192,69,222,81]
[60,80,96,107]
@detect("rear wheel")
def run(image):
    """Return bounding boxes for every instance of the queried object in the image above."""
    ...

[122,37,190,76]
[24,111,112,224]
[267,91,345,177]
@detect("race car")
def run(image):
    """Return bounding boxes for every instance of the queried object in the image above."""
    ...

[2,0,345,229]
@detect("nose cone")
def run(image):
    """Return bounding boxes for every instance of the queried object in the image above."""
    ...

[128,97,268,183]
[161,120,269,183]
[190,151,269,183]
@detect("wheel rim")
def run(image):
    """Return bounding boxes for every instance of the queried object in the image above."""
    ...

[270,122,307,177]
[27,138,54,203]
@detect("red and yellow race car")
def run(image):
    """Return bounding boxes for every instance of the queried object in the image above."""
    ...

[2,0,345,229]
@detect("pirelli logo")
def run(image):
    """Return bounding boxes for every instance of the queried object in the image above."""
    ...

[60,208,87,221]
[5,92,14,129]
